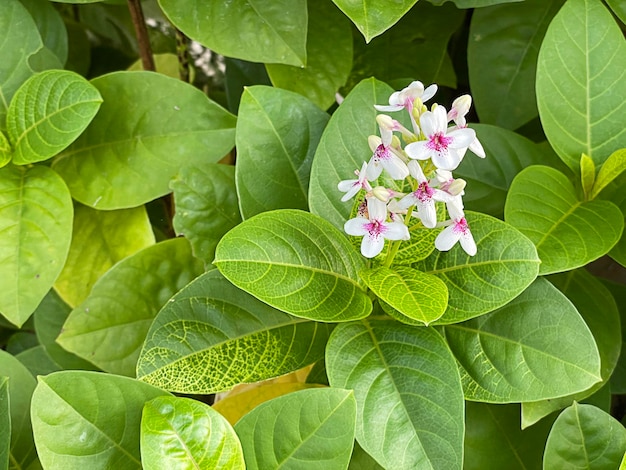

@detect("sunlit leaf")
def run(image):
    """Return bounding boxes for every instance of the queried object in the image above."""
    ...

[446,278,601,402]
[326,320,464,470]
[234,388,356,470]
[141,396,245,470]
[0,377,8,470]
[0,131,10,168]
[591,148,626,200]
[580,153,595,200]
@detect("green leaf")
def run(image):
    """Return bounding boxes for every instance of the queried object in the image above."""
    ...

[591,148,626,200]
[603,279,626,394]
[215,209,372,322]
[266,1,352,110]
[1,350,38,470]
[52,71,237,209]
[19,0,68,65]
[521,270,622,427]
[16,345,62,377]
[171,164,241,266]
[141,396,245,470]
[0,0,42,129]
[504,165,624,275]
[6,332,38,355]
[415,212,540,324]
[464,402,554,470]
[57,238,204,376]
[428,0,524,5]
[606,0,626,24]
[326,320,464,470]
[234,388,356,470]
[0,131,10,168]
[348,442,384,470]
[158,0,307,66]
[536,0,626,170]
[54,204,155,307]
[446,278,602,402]
[331,0,418,42]
[580,153,595,199]
[455,124,569,218]
[544,403,626,469]
[309,78,393,230]
[0,165,73,327]
[0,377,8,470]
[31,371,170,470]
[468,0,564,130]
[235,86,329,219]
[360,266,448,325]
[7,70,101,164]
[136,269,332,393]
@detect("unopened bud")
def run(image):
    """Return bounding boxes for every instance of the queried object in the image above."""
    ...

[447,178,466,196]
[376,114,394,130]
[371,186,395,203]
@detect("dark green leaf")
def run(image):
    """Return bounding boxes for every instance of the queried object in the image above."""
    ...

[0,377,8,470]
[606,0,626,23]
[19,0,68,65]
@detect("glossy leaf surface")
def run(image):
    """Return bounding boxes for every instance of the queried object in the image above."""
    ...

[591,148,626,200]
[215,210,372,322]
[234,388,356,470]
[446,278,601,402]
[58,238,204,376]
[141,396,245,470]
[326,320,464,470]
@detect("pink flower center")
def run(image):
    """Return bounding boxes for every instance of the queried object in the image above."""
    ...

[427,132,453,152]
[453,217,469,235]
[374,144,391,161]
[416,181,434,203]
[365,219,386,237]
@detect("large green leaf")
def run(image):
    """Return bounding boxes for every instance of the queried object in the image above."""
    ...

[0,0,42,129]
[455,124,569,218]
[428,0,523,5]
[309,78,393,230]
[171,163,241,266]
[141,396,245,470]
[52,71,237,209]
[464,402,553,470]
[19,0,68,65]
[505,165,624,275]
[360,266,448,325]
[31,371,170,470]
[266,1,352,110]
[0,165,73,327]
[215,209,372,322]
[54,204,155,307]
[235,86,329,219]
[536,0,626,170]
[0,377,8,470]
[521,270,622,427]
[7,70,101,164]
[415,212,540,324]
[446,278,601,402]
[234,388,356,470]
[606,0,626,23]
[0,132,10,168]
[158,0,307,66]
[57,238,204,376]
[0,350,37,470]
[468,0,564,130]
[543,403,626,469]
[603,279,626,394]
[136,269,332,393]
[331,0,418,42]
[591,148,626,200]
[326,320,464,470]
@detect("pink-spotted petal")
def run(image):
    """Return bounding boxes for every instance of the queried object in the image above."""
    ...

[435,225,461,252]
[361,234,385,258]
[405,141,430,161]
[366,158,383,180]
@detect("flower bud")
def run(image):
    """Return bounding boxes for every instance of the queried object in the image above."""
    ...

[371,186,396,203]
[447,178,467,196]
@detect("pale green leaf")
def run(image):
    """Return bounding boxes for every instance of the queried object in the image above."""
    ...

[128,53,194,81]
[446,278,602,402]
[158,0,307,66]
[428,0,523,5]
[606,0,626,24]
[360,266,448,325]
[214,210,372,322]
[54,204,155,307]
[31,371,170,470]
[171,163,241,266]
[591,148,626,199]
[234,388,356,470]
[468,0,564,130]
[0,377,8,470]
[19,0,68,65]
[415,212,540,324]
[266,1,352,110]
[331,0,418,42]
[580,153,595,199]
[141,396,245,470]
[136,269,332,393]
[505,165,624,275]
[543,403,626,470]
[57,238,204,376]
[521,270,622,428]
[235,86,328,219]
[0,350,37,470]
[0,165,73,327]
[52,71,236,209]
[536,0,626,170]
[326,320,464,470]
[0,131,10,168]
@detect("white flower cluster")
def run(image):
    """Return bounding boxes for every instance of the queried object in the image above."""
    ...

[338,81,485,259]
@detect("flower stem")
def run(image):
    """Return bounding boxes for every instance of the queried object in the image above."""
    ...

[383,206,414,267]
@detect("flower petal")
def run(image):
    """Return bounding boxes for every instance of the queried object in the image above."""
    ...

[374,104,404,112]
[384,221,410,241]
[382,155,409,180]
[338,179,357,192]
[470,137,486,158]
[448,127,475,149]
[340,184,361,202]
[405,141,431,161]
[432,148,462,171]
[366,158,383,180]
[460,231,477,256]
[435,224,461,251]
[361,234,385,258]
[419,111,437,137]
[422,84,438,102]
[398,193,418,210]
[344,217,369,236]
[367,196,387,221]
[417,201,437,228]
[408,160,427,183]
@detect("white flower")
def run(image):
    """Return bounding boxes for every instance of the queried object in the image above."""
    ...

[435,216,477,256]
[338,162,372,202]
[405,106,475,171]
[447,95,486,159]
[374,81,438,113]
[344,197,410,258]
[366,135,409,181]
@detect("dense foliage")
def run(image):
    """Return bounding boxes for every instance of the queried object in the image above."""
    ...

[1,0,626,469]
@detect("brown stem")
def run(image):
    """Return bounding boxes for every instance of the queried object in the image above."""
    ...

[127,0,155,71]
